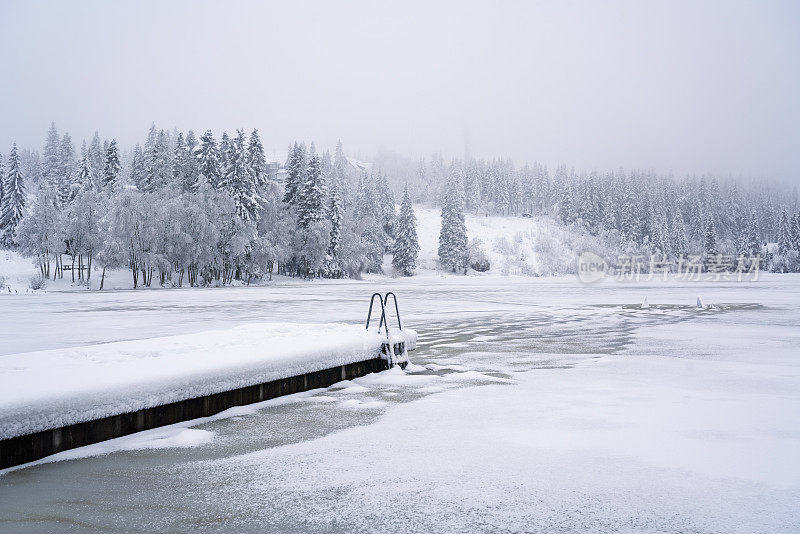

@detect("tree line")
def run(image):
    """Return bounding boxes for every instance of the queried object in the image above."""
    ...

[398,156,800,273]
[0,123,420,288]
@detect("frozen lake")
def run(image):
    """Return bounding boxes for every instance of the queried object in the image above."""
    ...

[1,274,799,532]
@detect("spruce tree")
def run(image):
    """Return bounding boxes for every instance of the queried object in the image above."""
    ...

[354,173,371,219]
[172,132,190,189]
[246,129,267,189]
[183,130,200,191]
[332,140,348,207]
[42,122,60,187]
[392,185,419,276]
[88,131,104,179]
[325,182,344,277]
[197,130,221,189]
[297,147,325,229]
[353,171,384,273]
[283,142,306,206]
[619,180,637,244]
[141,123,158,192]
[57,133,75,204]
[0,154,4,216]
[1,144,26,245]
[671,212,688,259]
[777,209,792,254]
[438,165,468,272]
[700,217,720,274]
[130,144,146,192]
[746,212,761,258]
[103,139,121,188]
[74,155,93,195]
[375,171,396,250]
[150,129,171,190]
[219,129,261,221]
[790,213,800,253]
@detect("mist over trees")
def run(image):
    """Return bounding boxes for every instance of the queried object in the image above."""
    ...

[378,152,800,273]
[2,121,800,289]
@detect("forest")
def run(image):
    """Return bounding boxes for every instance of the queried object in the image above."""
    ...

[1,122,799,289]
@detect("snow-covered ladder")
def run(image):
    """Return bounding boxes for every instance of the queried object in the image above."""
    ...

[366,292,409,369]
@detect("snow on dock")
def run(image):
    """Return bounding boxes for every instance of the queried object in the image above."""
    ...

[0,323,417,441]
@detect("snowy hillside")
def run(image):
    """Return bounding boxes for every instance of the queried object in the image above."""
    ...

[413,205,604,276]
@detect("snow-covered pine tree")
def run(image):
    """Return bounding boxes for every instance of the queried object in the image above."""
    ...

[151,129,172,190]
[88,131,104,179]
[374,171,396,250]
[745,211,761,258]
[362,217,384,273]
[352,171,383,273]
[725,181,743,238]
[354,173,369,219]
[321,150,333,193]
[438,165,468,273]
[246,129,267,189]
[103,139,121,188]
[1,144,26,245]
[464,160,481,213]
[283,142,306,206]
[0,154,4,216]
[130,144,146,191]
[181,130,200,192]
[219,129,261,221]
[601,175,617,229]
[141,124,158,193]
[671,212,688,259]
[702,217,719,271]
[74,155,93,196]
[777,209,792,254]
[392,184,419,276]
[651,212,671,256]
[57,133,75,205]
[197,130,221,189]
[619,179,637,245]
[172,132,191,189]
[297,146,325,229]
[42,122,61,188]
[325,181,344,276]
[638,193,654,245]
[791,213,800,253]
[332,140,348,208]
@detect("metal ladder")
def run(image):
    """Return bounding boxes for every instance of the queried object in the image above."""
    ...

[365,292,408,369]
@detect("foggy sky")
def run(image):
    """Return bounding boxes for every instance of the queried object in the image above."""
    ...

[1,0,798,183]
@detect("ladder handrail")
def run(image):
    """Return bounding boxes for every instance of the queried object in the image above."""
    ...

[382,292,403,331]
[365,292,389,337]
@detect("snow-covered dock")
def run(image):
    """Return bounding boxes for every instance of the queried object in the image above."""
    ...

[0,322,417,469]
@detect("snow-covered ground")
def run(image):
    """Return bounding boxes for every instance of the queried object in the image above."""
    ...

[415,205,600,275]
[1,275,799,531]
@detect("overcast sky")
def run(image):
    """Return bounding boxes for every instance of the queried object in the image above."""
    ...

[1,0,798,182]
